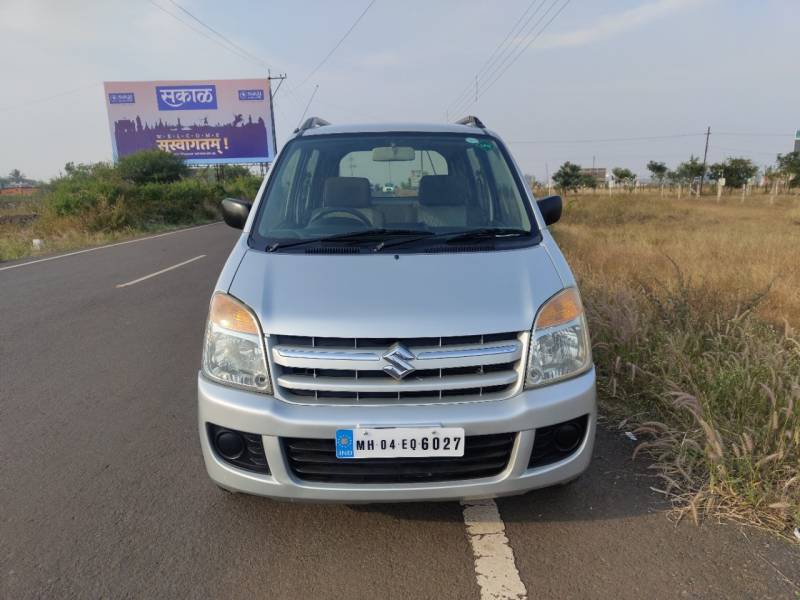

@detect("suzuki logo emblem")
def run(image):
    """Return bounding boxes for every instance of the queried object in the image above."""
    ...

[382,343,416,380]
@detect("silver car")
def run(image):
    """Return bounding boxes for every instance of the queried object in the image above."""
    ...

[198,117,596,501]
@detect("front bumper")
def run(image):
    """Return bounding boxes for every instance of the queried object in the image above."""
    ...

[197,368,597,502]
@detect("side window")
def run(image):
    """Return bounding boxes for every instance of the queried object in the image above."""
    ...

[296,149,320,223]
[275,148,301,204]
[484,146,529,228]
[257,147,302,233]
[466,148,493,218]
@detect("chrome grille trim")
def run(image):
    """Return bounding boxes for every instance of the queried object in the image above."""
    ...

[272,342,522,371]
[275,348,381,362]
[266,332,528,405]
[416,344,519,360]
[277,371,518,392]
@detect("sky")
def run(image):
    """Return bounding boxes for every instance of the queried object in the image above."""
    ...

[0,0,798,182]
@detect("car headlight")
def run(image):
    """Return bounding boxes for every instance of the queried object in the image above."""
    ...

[202,293,271,393]
[525,288,591,388]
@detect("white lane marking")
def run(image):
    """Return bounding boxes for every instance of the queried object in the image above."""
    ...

[0,222,221,272]
[115,255,205,288]
[462,499,527,600]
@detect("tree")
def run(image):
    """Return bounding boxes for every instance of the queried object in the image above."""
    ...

[674,155,704,187]
[8,168,25,185]
[552,161,584,195]
[707,157,758,189]
[116,149,189,185]
[707,162,725,182]
[776,151,800,187]
[665,169,680,185]
[646,161,667,184]
[612,167,636,190]
[579,172,598,189]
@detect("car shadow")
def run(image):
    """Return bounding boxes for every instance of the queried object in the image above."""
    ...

[343,426,665,524]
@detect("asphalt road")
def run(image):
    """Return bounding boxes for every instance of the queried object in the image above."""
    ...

[1,222,798,599]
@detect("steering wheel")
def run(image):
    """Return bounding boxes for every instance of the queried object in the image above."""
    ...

[308,207,372,227]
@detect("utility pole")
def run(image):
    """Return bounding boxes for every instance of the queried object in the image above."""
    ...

[699,126,711,196]
[267,70,287,162]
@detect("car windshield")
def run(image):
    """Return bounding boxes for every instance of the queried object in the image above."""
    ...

[250,132,536,250]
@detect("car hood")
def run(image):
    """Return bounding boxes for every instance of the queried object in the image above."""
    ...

[228,246,564,338]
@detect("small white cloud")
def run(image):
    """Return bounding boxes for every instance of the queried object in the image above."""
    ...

[534,0,705,49]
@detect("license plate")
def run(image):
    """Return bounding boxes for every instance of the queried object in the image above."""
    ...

[335,427,465,459]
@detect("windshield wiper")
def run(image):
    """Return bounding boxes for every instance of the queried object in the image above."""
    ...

[266,229,432,252]
[378,227,531,250]
[440,227,531,244]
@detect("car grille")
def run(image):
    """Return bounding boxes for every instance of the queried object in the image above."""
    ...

[268,332,526,405]
[283,433,516,483]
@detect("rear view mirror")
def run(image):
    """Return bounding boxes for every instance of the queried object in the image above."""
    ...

[537,195,562,226]
[372,146,415,162]
[221,197,252,229]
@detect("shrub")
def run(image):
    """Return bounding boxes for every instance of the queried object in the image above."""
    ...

[130,179,220,226]
[46,163,128,217]
[36,154,224,231]
[117,150,189,185]
[223,174,263,202]
[586,278,799,533]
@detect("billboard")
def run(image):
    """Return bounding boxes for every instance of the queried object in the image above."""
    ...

[103,79,275,164]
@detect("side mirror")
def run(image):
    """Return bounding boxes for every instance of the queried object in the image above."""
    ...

[221,197,252,230]
[537,195,562,226]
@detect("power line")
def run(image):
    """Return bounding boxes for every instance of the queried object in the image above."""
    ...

[507,132,706,144]
[450,0,569,117]
[293,0,376,90]
[446,0,547,116]
[712,146,785,157]
[147,0,265,68]
[471,0,571,108]
[714,132,794,138]
[297,85,320,129]
[163,0,271,69]
[0,82,101,114]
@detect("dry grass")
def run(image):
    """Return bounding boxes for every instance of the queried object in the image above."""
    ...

[0,218,173,262]
[554,191,800,325]
[0,193,216,263]
[552,191,800,537]
[0,209,220,262]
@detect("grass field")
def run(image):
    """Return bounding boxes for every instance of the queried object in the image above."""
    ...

[551,191,800,535]
[0,199,212,262]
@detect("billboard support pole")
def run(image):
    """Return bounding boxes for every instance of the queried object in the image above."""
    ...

[267,71,287,160]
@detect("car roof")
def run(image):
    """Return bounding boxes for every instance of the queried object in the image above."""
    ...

[297,122,499,138]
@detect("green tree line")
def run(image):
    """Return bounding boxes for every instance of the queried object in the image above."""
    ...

[549,150,800,195]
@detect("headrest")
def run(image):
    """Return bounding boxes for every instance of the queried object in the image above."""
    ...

[418,175,466,207]
[323,177,371,208]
